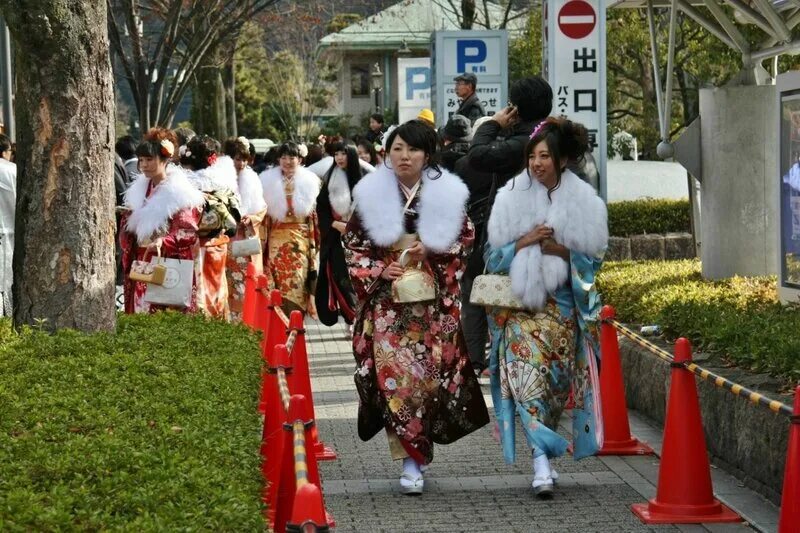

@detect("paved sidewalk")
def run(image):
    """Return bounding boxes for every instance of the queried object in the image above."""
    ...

[306,321,773,533]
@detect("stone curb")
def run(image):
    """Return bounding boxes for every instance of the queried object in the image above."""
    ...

[607,232,695,261]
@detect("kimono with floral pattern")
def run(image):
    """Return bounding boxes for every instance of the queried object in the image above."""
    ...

[343,191,489,465]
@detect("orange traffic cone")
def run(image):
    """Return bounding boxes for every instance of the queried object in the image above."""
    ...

[259,290,288,414]
[598,306,654,456]
[288,311,337,462]
[254,275,270,335]
[242,262,257,328]
[262,344,291,528]
[286,484,329,533]
[778,386,800,533]
[631,338,740,524]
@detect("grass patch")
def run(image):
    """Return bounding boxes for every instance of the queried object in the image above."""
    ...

[597,260,800,382]
[0,312,265,531]
[608,198,691,236]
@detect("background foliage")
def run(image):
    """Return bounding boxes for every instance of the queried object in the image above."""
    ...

[608,198,691,236]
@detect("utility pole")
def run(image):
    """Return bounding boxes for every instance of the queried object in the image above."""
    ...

[0,15,14,141]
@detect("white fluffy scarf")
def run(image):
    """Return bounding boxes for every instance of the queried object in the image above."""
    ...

[351,164,469,253]
[186,155,239,195]
[238,166,267,216]
[260,165,320,221]
[123,164,205,243]
[487,169,608,310]
[326,166,354,218]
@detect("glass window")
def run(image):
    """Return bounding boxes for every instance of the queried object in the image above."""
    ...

[351,64,369,97]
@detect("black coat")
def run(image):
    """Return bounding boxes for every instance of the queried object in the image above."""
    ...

[456,93,486,124]
[440,141,470,173]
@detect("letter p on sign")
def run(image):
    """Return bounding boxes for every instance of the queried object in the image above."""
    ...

[406,67,430,99]
[457,40,487,73]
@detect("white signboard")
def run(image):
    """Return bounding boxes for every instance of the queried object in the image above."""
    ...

[432,31,508,127]
[545,0,607,199]
[397,58,432,124]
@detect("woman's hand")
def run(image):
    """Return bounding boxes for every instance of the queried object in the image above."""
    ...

[241,215,251,225]
[331,221,348,234]
[145,238,163,253]
[380,261,404,280]
[405,241,427,263]
[306,295,318,320]
[515,225,552,252]
[492,105,518,129]
[541,237,570,260]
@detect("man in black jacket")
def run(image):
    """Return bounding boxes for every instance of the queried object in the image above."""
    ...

[454,73,485,124]
[439,114,472,172]
[455,76,553,373]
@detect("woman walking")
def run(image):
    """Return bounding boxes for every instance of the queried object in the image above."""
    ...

[484,117,608,498]
[120,128,204,314]
[315,140,373,326]
[343,120,489,495]
[260,142,321,316]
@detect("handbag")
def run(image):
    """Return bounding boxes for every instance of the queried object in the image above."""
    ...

[231,224,262,258]
[143,256,194,308]
[129,246,166,285]
[392,248,435,303]
[470,273,526,310]
[198,190,241,239]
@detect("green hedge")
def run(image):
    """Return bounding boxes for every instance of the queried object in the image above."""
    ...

[608,198,691,237]
[597,260,800,381]
[0,312,265,531]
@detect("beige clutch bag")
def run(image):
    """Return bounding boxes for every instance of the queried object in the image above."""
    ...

[470,274,526,310]
[391,249,435,303]
[129,247,166,285]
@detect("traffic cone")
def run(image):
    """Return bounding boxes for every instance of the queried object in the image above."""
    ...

[254,275,270,335]
[259,290,288,414]
[262,344,292,528]
[631,338,740,524]
[242,262,257,328]
[598,306,654,456]
[288,311,337,462]
[778,386,800,533]
[286,484,329,533]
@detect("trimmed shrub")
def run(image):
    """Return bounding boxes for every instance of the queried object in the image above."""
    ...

[608,198,691,236]
[0,312,265,531]
[597,260,800,381]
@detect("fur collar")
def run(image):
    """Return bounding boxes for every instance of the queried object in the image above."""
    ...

[327,166,354,218]
[186,156,239,195]
[487,169,608,309]
[259,165,320,221]
[124,164,205,242]
[351,164,469,253]
[238,166,267,216]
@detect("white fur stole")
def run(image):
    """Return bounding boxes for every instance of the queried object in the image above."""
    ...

[487,169,608,310]
[327,166,354,218]
[124,164,205,242]
[186,155,239,196]
[238,166,267,216]
[351,164,469,253]
[260,165,320,221]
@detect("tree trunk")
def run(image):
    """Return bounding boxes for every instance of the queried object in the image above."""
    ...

[192,47,228,139]
[223,61,237,139]
[0,0,116,332]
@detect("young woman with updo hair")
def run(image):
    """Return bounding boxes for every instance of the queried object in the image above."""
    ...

[120,127,205,314]
[484,117,608,498]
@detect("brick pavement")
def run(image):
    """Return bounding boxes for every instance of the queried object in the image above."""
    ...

[306,321,758,533]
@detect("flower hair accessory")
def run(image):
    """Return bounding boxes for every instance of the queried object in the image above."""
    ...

[237,136,250,150]
[160,139,175,157]
[529,120,548,140]
[207,153,218,166]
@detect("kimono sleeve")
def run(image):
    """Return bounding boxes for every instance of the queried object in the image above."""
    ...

[426,215,474,288]
[342,212,386,301]
[161,207,200,258]
[483,241,517,274]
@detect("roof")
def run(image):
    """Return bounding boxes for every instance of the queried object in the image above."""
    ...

[318,0,526,52]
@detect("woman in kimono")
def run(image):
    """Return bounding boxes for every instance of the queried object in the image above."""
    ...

[484,117,608,498]
[223,137,268,322]
[260,142,321,316]
[182,135,240,320]
[315,141,373,326]
[120,128,205,314]
[343,120,489,495]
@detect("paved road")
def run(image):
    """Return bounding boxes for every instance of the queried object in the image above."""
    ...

[305,321,766,533]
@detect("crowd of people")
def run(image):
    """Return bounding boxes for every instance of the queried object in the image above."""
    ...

[3,72,609,501]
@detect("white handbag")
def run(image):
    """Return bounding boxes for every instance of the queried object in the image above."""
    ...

[231,236,262,258]
[143,257,194,308]
[469,273,526,310]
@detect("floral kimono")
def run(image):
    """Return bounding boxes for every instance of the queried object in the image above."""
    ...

[226,166,268,322]
[120,165,205,314]
[484,169,608,462]
[260,165,320,314]
[343,165,489,465]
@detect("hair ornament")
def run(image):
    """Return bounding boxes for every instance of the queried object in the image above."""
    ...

[159,139,175,157]
[237,136,250,150]
[529,120,548,141]
[207,153,218,166]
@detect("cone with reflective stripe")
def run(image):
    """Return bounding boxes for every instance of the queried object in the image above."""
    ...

[598,306,653,456]
[286,484,330,533]
[259,290,288,414]
[262,344,291,528]
[778,386,800,533]
[631,338,740,524]
[242,262,258,328]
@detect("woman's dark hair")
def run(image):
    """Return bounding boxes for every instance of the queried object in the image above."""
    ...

[384,120,441,178]
[222,137,251,162]
[115,135,138,160]
[135,127,179,162]
[277,141,302,159]
[181,134,220,170]
[525,117,589,198]
[370,113,384,125]
[510,76,553,122]
[356,140,377,165]
[323,136,343,157]
[325,141,362,190]
[304,144,324,167]
[0,133,11,154]
[173,127,196,147]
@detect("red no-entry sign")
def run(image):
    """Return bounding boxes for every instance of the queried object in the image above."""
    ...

[558,0,596,39]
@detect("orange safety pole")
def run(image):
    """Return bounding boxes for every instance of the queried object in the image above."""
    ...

[778,386,800,533]
[288,310,337,461]
[242,262,258,328]
[598,306,654,456]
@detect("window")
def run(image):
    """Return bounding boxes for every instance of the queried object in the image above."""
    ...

[350,64,369,97]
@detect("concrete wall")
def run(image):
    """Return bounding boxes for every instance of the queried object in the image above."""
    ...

[699,85,778,279]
